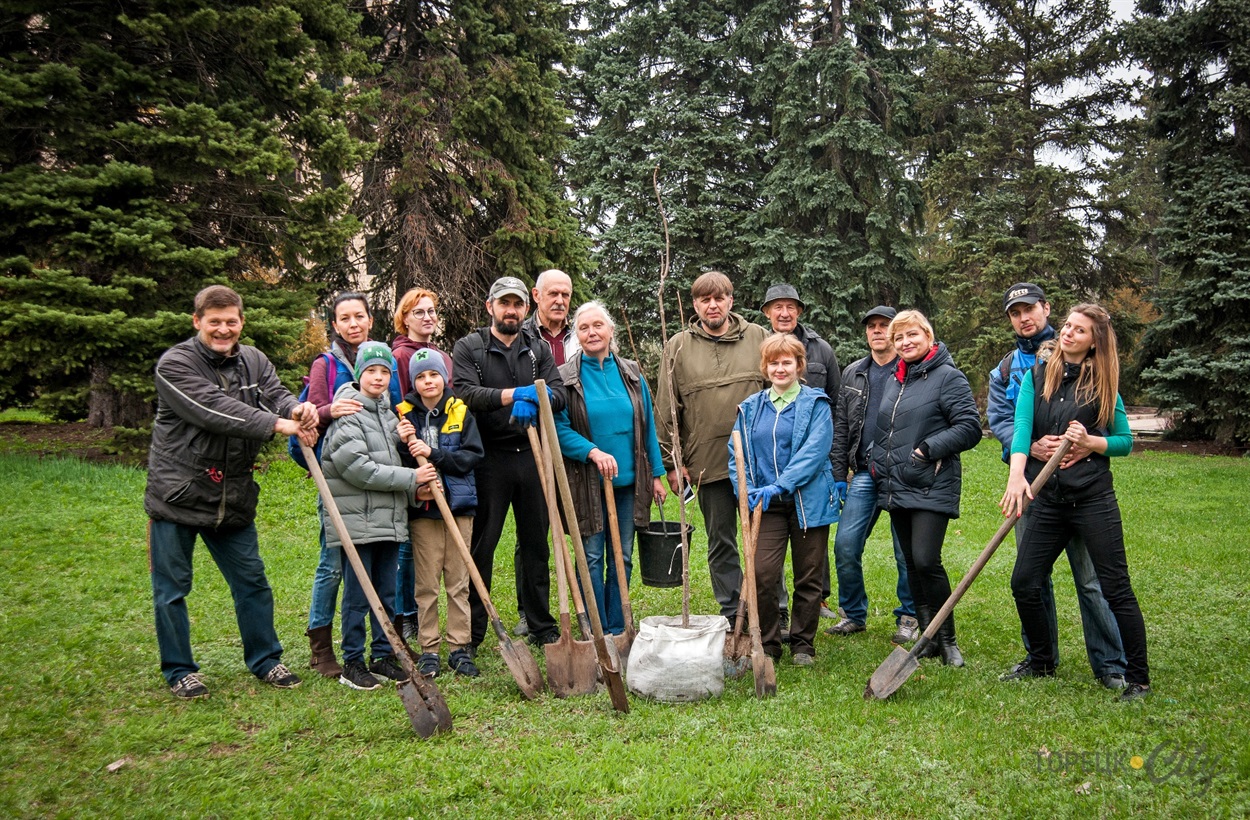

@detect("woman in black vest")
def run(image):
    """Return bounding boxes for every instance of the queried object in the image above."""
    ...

[999,304,1149,701]
[869,311,983,666]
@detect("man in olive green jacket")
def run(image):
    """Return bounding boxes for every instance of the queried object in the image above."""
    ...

[656,271,768,619]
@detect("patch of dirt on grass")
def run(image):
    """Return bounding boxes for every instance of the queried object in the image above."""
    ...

[0,422,129,464]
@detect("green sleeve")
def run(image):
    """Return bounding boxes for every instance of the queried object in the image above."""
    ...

[1104,395,1134,457]
[1010,370,1036,456]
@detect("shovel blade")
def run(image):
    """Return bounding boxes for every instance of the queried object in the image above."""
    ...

[611,632,633,670]
[499,639,546,700]
[752,649,777,698]
[545,635,598,698]
[599,637,630,713]
[397,678,449,738]
[864,645,920,700]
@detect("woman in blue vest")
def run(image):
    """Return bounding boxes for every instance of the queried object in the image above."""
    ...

[729,333,838,666]
[1000,304,1150,701]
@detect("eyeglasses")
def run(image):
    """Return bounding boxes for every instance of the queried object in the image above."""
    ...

[409,308,437,319]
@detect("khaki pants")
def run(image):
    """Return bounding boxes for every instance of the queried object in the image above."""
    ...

[409,516,473,653]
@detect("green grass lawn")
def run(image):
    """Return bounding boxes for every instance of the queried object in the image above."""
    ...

[0,441,1246,817]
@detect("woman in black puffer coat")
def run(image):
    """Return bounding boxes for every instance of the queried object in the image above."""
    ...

[870,310,983,666]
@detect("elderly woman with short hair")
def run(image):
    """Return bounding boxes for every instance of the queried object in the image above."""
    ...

[554,302,667,634]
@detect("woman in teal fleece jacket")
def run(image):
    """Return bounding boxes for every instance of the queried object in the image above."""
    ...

[999,304,1150,702]
[728,334,838,665]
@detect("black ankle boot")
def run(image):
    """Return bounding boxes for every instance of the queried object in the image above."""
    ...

[915,606,940,659]
[938,617,964,668]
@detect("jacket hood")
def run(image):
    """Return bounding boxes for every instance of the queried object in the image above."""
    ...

[688,311,758,343]
[895,341,953,382]
[334,381,386,410]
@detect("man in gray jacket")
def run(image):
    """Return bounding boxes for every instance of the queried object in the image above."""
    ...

[145,285,318,700]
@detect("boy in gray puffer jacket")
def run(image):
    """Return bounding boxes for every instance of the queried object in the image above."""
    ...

[321,341,434,691]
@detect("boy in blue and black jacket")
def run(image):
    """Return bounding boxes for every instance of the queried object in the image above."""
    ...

[397,349,485,679]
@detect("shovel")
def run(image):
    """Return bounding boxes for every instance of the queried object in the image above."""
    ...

[411,451,546,700]
[298,441,452,737]
[535,381,630,713]
[525,427,598,697]
[602,477,637,659]
[723,510,762,675]
[864,439,1073,701]
[732,430,777,698]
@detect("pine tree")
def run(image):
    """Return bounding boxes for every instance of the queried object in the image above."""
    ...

[742,0,930,356]
[352,0,590,341]
[0,0,367,425]
[917,0,1134,388]
[1129,0,1250,445]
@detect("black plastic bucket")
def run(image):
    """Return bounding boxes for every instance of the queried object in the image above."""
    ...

[636,521,691,588]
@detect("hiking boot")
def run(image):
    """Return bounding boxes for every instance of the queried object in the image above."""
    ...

[170,672,209,700]
[819,602,838,620]
[1118,682,1150,702]
[825,618,866,636]
[999,661,1054,681]
[263,663,302,689]
[449,648,481,678]
[792,652,815,667]
[1098,673,1128,691]
[340,659,381,690]
[402,614,419,642]
[369,655,406,682]
[306,625,342,678]
[417,652,441,678]
[891,615,919,645]
[513,615,529,637]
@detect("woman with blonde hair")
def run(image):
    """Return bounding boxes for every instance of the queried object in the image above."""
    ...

[999,304,1149,701]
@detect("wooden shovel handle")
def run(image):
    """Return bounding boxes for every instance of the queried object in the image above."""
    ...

[602,476,635,635]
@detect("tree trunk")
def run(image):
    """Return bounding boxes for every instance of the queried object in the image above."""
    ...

[87,362,152,428]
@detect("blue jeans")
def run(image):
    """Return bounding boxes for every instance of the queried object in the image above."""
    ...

[395,541,418,619]
[149,519,284,685]
[341,540,399,663]
[1017,507,1126,678]
[833,471,914,625]
[579,486,636,635]
[307,510,342,630]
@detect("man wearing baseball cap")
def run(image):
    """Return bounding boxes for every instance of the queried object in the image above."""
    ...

[826,306,916,642]
[988,283,1127,689]
[452,276,568,651]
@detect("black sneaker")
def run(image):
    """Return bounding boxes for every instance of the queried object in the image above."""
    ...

[999,661,1054,682]
[339,659,381,691]
[528,630,560,647]
[449,648,481,678]
[262,663,302,689]
[1118,682,1151,702]
[417,652,441,678]
[369,655,407,682]
[170,672,209,700]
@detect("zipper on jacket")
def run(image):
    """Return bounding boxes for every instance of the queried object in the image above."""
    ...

[884,376,909,508]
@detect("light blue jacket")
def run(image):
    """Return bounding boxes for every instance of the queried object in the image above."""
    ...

[729,385,839,529]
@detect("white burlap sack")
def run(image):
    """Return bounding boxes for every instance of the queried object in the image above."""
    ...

[625,614,729,702]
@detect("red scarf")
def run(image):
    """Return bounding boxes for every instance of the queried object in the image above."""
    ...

[895,344,939,382]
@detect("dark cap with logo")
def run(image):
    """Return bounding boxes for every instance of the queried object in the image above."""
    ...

[760,283,806,311]
[489,276,530,304]
[1003,283,1045,312]
[862,305,897,325]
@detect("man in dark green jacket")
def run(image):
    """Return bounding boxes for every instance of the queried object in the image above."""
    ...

[145,285,318,700]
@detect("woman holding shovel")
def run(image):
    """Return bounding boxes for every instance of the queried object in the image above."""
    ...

[554,302,667,635]
[869,310,982,667]
[728,334,838,666]
[999,304,1150,702]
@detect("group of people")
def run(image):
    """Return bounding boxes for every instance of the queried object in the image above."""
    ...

[144,273,1150,704]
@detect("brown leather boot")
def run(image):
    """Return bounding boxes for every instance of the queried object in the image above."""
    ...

[306,626,342,678]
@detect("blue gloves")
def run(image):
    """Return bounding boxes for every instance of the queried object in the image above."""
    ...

[834,481,848,508]
[747,484,783,512]
[512,384,553,405]
[510,398,538,427]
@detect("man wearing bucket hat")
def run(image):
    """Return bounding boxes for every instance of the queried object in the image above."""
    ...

[760,283,842,626]
[452,276,568,651]
[827,305,916,642]
[988,283,1127,689]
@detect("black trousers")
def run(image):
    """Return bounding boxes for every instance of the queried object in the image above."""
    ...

[468,447,554,646]
[889,508,955,637]
[1011,490,1149,685]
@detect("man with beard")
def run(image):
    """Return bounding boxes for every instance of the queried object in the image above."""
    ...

[452,277,568,650]
[656,271,768,620]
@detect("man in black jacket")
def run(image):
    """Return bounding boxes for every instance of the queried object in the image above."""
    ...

[452,276,568,650]
[826,306,916,643]
[146,285,319,700]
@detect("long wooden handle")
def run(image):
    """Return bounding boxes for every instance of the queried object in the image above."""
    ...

[731,430,765,644]
[300,440,417,679]
[602,477,634,635]
[526,426,572,620]
[916,438,1074,649]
